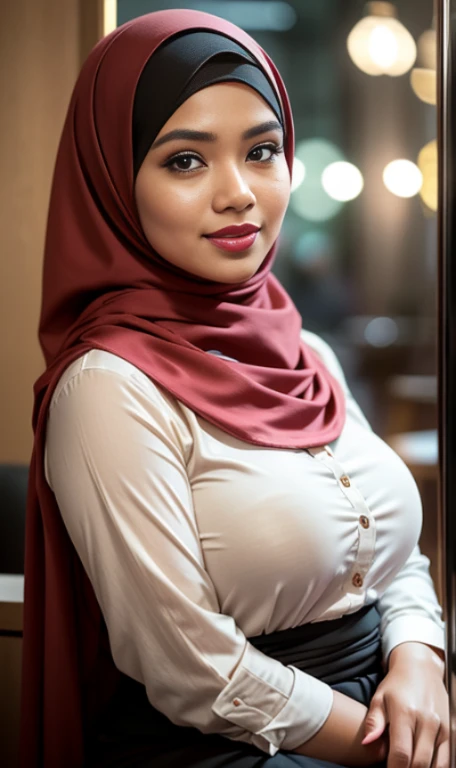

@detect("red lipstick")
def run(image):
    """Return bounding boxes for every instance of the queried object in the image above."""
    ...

[204,223,260,253]
[206,223,260,237]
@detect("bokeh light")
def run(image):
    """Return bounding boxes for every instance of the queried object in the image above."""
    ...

[321,162,364,202]
[364,317,399,347]
[383,159,423,198]
[290,139,344,222]
[417,140,438,212]
[291,157,306,192]
[347,9,416,77]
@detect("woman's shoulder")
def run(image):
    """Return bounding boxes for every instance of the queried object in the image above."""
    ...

[49,348,182,419]
[45,350,194,483]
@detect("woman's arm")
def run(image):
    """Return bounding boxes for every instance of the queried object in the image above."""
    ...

[46,355,351,759]
[376,546,444,663]
[291,691,388,766]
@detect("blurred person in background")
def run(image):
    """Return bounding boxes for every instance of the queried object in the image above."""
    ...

[20,9,447,768]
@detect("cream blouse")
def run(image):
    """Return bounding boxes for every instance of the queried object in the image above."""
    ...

[44,329,445,757]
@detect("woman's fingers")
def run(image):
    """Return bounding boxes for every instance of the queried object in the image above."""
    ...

[431,738,450,768]
[387,717,414,768]
[362,696,387,745]
[411,715,441,768]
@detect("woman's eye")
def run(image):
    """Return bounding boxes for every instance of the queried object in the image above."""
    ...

[164,143,282,174]
[248,144,281,163]
[165,153,204,173]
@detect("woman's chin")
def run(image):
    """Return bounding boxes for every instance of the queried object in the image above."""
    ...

[198,243,267,283]
[209,261,264,284]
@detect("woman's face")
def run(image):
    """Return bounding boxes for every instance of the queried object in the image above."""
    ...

[134,82,291,283]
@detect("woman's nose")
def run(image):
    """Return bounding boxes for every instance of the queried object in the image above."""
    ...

[212,165,256,212]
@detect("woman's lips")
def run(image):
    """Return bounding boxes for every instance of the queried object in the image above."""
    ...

[205,231,259,253]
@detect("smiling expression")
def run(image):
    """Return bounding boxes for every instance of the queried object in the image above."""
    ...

[134,82,291,284]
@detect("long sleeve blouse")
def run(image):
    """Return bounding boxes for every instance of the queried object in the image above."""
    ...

[44,329,445,757]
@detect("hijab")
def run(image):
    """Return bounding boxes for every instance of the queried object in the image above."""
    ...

[20,10,346,767]
[132,30,284,176]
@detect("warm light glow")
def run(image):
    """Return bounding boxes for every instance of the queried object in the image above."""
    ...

[410,26,436,105]
[383,160,423,198]
[417,27,436,70]
[103,0,117,35]
[418,140,438,212]
[368,24,398,70]
[291,157,306,192]
[347,6,416,77]
[347,18,384,75]
[410,68,436,105]
[321,162,364,202]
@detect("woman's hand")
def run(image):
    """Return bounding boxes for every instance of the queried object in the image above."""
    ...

[292,689,388,766]
[362,642,449,768]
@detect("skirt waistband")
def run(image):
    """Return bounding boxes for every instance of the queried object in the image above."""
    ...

[248,603,382,685]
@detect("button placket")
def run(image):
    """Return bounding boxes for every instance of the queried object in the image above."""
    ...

[308,446,377,591]
[307,445,332,461]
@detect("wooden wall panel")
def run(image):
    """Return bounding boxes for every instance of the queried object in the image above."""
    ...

[0,0,106,464]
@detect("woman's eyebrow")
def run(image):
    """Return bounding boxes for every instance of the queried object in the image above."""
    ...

[151,120,283,150]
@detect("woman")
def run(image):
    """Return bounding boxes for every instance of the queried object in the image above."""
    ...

[20,9,448,768]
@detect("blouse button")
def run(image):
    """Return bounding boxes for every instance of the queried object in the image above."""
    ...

[352,573,363,588]
[340,475,351,487]
[359,515,370,529]
[233,698,241,707]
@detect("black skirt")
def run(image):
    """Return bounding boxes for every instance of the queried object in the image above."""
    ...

[86,603,385,768]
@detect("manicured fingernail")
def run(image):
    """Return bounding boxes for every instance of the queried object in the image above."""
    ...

[361,729,382,745]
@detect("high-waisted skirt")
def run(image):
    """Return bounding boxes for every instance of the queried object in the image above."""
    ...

[86,603,385,768]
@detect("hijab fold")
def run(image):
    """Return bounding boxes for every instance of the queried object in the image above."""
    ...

[20,10,346,767]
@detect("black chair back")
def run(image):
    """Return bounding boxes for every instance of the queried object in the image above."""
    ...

[0,464,28,574]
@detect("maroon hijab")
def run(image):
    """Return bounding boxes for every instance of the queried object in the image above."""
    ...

[20,9,346,767]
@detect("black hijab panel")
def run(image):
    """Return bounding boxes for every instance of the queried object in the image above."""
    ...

[132,30,284,177]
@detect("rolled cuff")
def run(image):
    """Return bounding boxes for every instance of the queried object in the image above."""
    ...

[211,643,334,756]
[382,615,446,663]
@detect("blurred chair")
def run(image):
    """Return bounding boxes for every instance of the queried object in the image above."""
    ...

[384,373,440,597]
[0,464,28,768]
[386,430,441,601]
[386,374,437,435]
[0,464,28,574]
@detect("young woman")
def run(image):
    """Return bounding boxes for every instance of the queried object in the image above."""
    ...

[20,9,448,768]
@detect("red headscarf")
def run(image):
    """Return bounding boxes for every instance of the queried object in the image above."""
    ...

[20,9,346,767]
